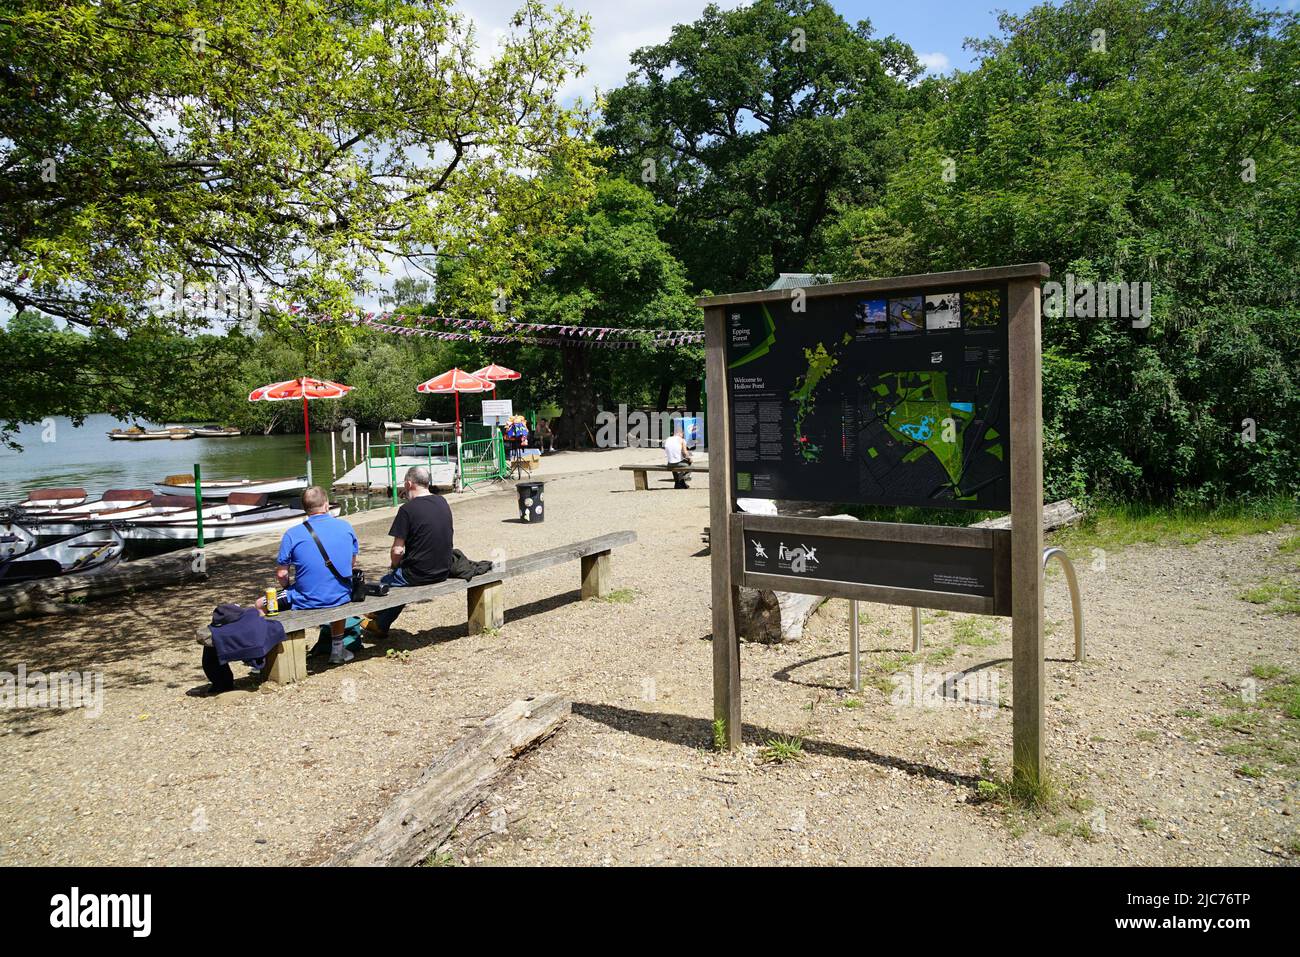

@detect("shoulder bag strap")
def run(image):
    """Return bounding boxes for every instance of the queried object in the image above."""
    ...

[303,518,350,586]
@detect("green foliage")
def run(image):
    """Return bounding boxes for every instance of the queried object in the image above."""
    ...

[814,0,1300,502]
[759,734,805,764]
[0,311,252,447]
[600,0,921,292]
[0,0,602,441]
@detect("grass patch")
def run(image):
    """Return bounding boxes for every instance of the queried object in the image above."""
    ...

[711,718,727,752]
[595,587,637,604]
[952,616,1000,648]
[759,734,805,764]
[1202,667,1300,780]
[1238,577,1300,615]
[975,758,1063,813]
[1051,498,1298,553]
[385,648,411,663]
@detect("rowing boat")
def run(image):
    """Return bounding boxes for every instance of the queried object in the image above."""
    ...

[0,529,125,584]
[111,503,341,542]
[0,525,37,560]
[155,475,308,499]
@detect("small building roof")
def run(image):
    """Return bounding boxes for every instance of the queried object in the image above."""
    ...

[765,273,834,290]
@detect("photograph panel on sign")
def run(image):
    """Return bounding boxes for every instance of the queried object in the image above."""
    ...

[924,292,961,330]
[888,295,924,333]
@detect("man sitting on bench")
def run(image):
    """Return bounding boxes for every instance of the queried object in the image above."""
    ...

[364,466,453,640]
[255,486,359,664]
[664,425,693,489]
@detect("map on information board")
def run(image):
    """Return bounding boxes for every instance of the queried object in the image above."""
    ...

[725,285,1010,510]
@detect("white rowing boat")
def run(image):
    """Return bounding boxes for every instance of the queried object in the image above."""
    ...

[0,525,37,560]
[0,529,125,584]
[112,503,341,542]
[155,475,308,499]
[1,488,89,513]
[15,492,269,538]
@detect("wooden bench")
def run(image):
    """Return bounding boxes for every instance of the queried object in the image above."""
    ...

[193,530,637,684]
[619,463,708,490]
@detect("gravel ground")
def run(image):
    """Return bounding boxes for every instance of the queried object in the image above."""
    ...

[0,449,1296,866]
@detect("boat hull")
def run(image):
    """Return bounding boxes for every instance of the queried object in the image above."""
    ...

[0,529,125,584]
[154,476,308,499]
[115,504,340,542]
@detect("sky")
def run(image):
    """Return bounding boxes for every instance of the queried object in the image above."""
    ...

[464,0,1300,97]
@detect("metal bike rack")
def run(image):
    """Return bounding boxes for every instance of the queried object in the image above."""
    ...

[1042,546,1086,662]
[847,546,1085,690]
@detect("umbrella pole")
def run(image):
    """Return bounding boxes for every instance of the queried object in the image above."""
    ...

[454,391,462,491]
[302,391,313,487]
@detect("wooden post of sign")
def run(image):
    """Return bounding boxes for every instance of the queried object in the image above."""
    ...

[1008,275,1047,786]
[704,305,742,749]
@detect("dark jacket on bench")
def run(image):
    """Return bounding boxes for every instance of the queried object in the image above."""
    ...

[208,604,286,664]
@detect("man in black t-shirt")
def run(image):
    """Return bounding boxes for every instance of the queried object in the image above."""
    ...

[367,466,453,639]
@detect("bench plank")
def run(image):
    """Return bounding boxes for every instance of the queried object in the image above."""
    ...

[618,464,708,472]
[193,530,638,648]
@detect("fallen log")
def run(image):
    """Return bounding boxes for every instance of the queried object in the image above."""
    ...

[0,547,207,623]
[970,498,1083,532]
[330,693,570,867]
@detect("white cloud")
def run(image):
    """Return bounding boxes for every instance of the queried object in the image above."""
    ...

[917,51,951,75]
[461,0,743,102]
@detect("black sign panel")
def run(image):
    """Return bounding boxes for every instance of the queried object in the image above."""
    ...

[743,528,999,600]
[725,284,1011,509]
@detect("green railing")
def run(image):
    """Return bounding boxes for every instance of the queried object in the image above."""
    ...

[362,440,454,488]
[458,431,508,488]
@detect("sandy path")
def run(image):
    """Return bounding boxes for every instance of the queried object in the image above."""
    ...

[0,454,1295,866]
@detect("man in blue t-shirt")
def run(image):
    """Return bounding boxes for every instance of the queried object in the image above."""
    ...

[256,486,359,663]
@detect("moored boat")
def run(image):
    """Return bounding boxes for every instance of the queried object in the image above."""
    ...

[18,492,269,539]
[107,426,173,440]
[113,503,340,543]
[0,529,125,584]
[1,488,89,513]
[190,425,242,438]
[155,475,308,499]
[0,525,37,560]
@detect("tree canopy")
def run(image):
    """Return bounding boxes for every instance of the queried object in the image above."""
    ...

[0,0,602,331]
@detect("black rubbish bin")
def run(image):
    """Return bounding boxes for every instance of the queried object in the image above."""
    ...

[516,481,544,523]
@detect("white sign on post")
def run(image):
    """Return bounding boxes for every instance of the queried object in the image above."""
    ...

[482,399,513,426]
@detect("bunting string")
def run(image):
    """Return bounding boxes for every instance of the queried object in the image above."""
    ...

[358,313,704,348]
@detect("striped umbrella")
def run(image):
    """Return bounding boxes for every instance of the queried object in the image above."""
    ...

[415,368,494,438]
[248,376,353,486]
[470,363,521,382]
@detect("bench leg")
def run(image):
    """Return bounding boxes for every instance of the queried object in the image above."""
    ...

[467,581,505,635]
[265,629,309,684]
[633,470,647,491]
[581,550,612,600]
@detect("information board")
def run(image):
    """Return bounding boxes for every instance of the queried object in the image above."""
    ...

[482,399,513,426]
[724,284,1011,510]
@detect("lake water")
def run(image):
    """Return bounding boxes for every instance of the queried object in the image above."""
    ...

[0,414,385,515]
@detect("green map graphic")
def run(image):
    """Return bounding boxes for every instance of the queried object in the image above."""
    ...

[789,342,837,461]
[788,340,1005,500]
[872,371,976,496]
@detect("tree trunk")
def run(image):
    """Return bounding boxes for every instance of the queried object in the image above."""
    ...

[656,380,672,412]
[559,346,597,448]
[685,379,702,416]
